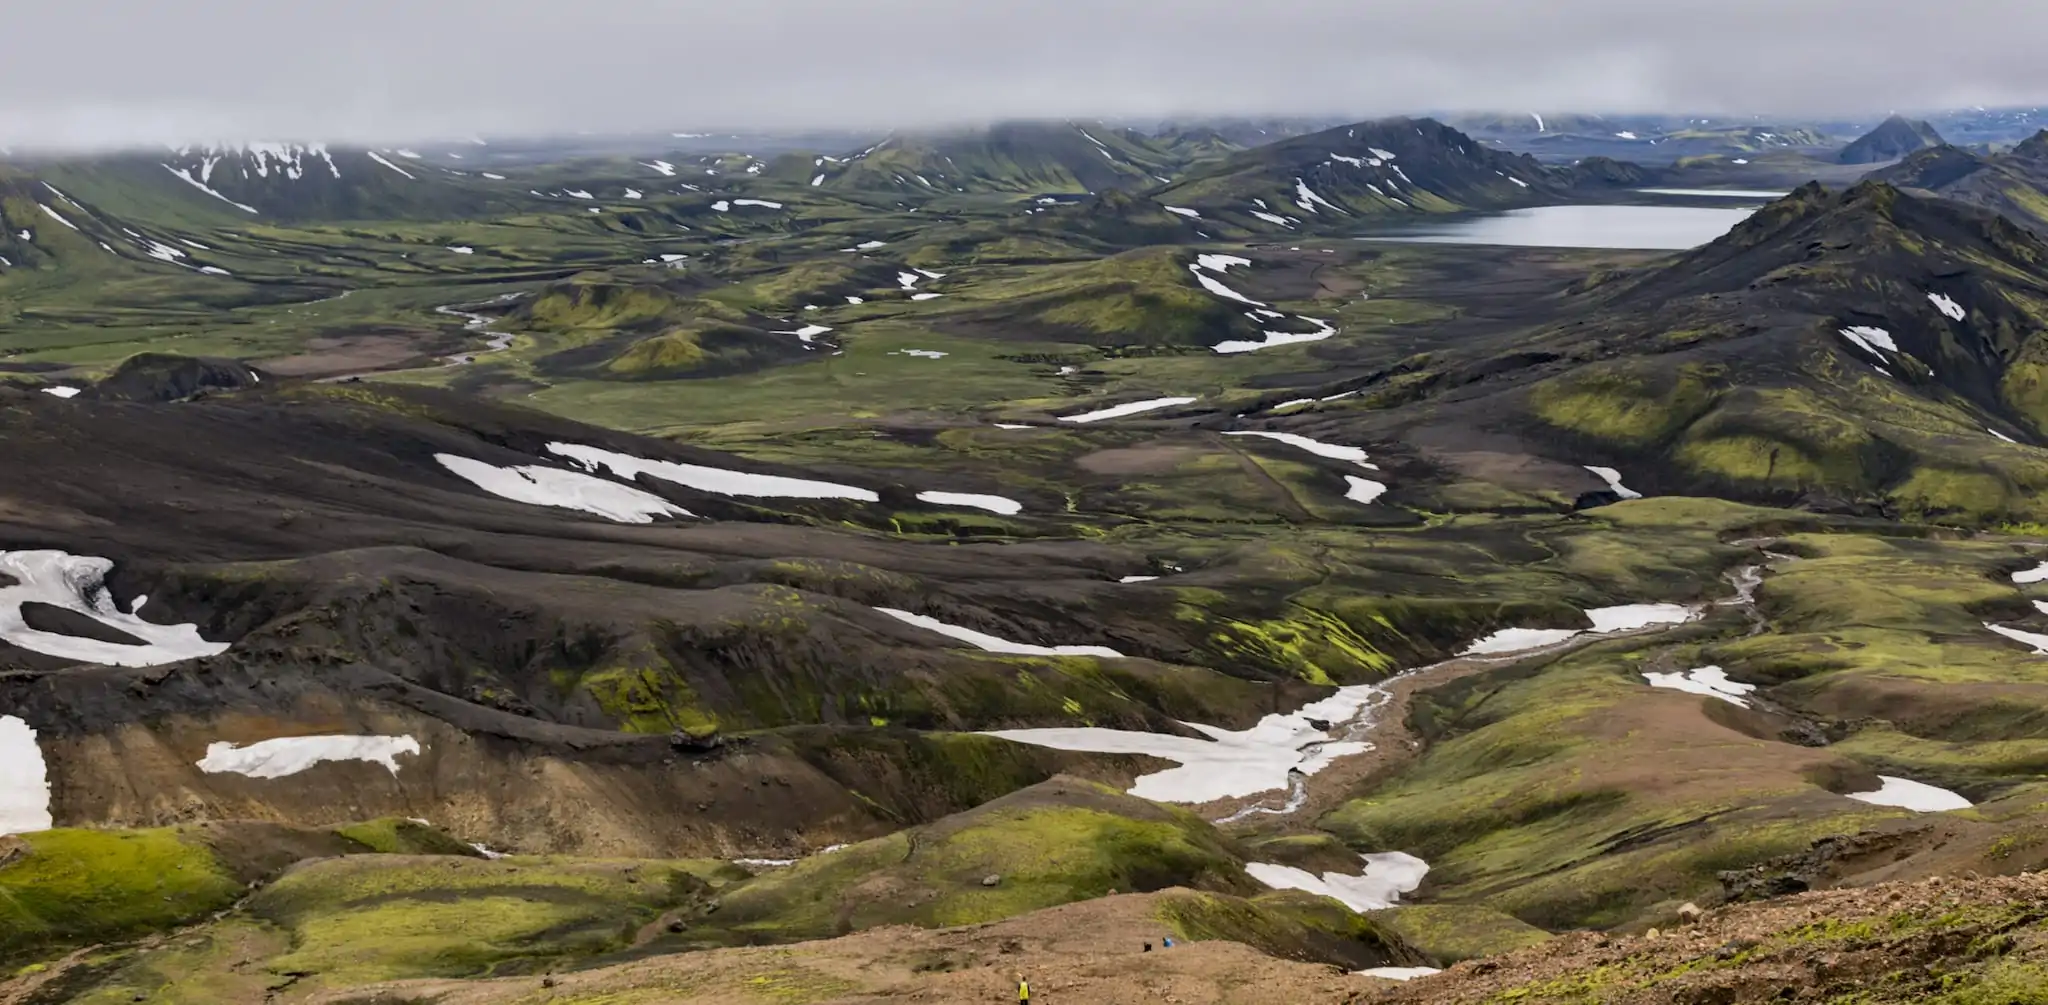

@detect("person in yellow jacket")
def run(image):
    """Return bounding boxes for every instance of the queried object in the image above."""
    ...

[1017,974,1030,1002]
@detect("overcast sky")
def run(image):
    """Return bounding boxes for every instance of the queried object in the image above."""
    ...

[6,0,2046,150]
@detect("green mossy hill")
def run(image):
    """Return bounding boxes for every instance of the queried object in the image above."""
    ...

[1157,888,1428,972]
[1327,528,2048,934]
[1369,904,1552,963]
[242,855,720,987]
[1426,182,2048,524]
[512,274,812,380]
[332,817,488,856]
[676,776,1259,947]
[0,819,475,965]
[928,247,1263,347]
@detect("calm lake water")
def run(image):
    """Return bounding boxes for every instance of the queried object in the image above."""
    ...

[1360,203,1765,250]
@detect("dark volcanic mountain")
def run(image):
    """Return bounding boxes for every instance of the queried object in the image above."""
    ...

[798,121,1187,195]
[1838,115,1946,164]
[1272,181,2048,523]
[1870,131,2048,232]
[1152,117,1562,232]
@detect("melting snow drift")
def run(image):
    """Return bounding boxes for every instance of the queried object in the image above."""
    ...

[548,443,879,502]
[1845,776,1971,812]
[0,716,52,836]
[436,454,693,523]
[1643,666,1756,707]
[1057,397,1197,424]
[915,491,1023,515]
[1,550,230,668]
[1584,466,1644,500]
[197,735,422,779]
[877,608,1122,658]
[1245,852,1429,912]
[1462,604,1698,656]
[986,681,1391,803]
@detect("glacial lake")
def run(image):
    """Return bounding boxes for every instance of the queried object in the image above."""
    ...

[1359,203,1766,250]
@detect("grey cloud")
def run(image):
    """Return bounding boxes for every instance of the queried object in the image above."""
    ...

[4,0,2046,150]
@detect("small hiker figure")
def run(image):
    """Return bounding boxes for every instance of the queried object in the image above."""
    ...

[1143,941,1153,952]
[1017,974,1030,1002]
[1162,936,1174,948]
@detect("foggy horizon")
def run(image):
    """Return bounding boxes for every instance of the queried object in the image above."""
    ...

[6,0,2048,153]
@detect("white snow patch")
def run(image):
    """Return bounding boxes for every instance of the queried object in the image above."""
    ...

[711,201,731,212]
[436,454,693,523]
[1195,254,1251,273]
[39,386,81,399]
[1164,206,1202,218]
[1584,465,1644,500]
[812,174,825,186]
[732,199,783,209]
[1057,397,1197,423]
[1250,210,1295,227]
[2013,562,2048,585]
[1463,604,1698,656]
[197,736,421,779]
[1222,431,1375,468]
[160,165,261,213]
[0,717,52,836]
[36,204,77,230]
[645,160,677,176]
[1616,131,1640,140]
[1,550,231,668]
[1212,316,1337,354]
[915,491,1023,515]
[1189,265,1266,306]
[878,608,1120,658]
[987,681,1393,802]
[894,349,949,359]
[1358,967,1442,982]
[1989,428,2020,444]
[846,296,865,304]
[365,151,416,179]
[623,188,643,200]
[1344,476,1389,505]
[1928,292,1966,321]
[1845,776,1972,812]
[847,240,887,251]
[1531,112,1546,132]
[1120,575,1160,584]
[778,323,832,343]
[1839,326,1898,355]
[994,423,1036,430]
[198,266,231,276]
[910,292,943,301]
[446,245,475,255]
[1987,622,2048,653]
[1294,178,1340,213]
[1246,852,1429,912]
[547,443,879,502]
[1508,176,1530,188]
[482,172,507,180]
[1643,666,1756,707]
